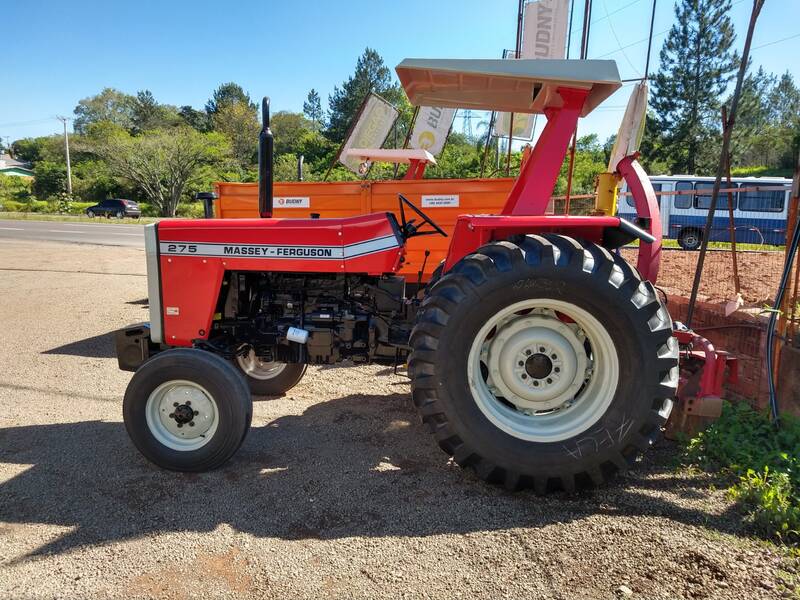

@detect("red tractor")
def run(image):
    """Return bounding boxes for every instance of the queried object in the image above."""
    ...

[116,58,682,491]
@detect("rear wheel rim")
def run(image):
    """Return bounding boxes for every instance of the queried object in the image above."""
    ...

[467,298,619,443]
[145,380,219,451]
[236,349,288,380]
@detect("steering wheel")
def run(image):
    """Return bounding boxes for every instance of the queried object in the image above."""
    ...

[398,194,448,239]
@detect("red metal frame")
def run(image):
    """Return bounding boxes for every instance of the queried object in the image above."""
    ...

[403,159,429,180]
[617,154,662,283]
[674,329,739,400]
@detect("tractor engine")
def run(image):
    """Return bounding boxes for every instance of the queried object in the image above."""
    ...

[209,271,413,365]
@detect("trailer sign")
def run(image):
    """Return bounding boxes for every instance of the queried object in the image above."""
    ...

[273,196,310,208]
[421,194,459,208]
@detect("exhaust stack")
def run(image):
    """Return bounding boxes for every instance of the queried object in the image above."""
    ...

[258,97,273,218]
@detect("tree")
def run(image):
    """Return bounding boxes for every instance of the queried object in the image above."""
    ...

[213,102,259,167]
[729,66,776,167]
[178,105,211,132]
[768,72,800,168]
[73,88,136,133]
[131,90,180,133]
[32,161,67,200]
[205,83,254,115]
[649,0,738,174]
[327,48,402,142]
[303,89,323,126]
[271,111,314,156]
[93,128,229,216]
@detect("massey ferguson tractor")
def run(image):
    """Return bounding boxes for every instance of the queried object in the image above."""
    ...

[115,57,700,492]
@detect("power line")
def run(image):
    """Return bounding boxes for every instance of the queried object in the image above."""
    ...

[0,117,58,128]
[752,32,800,50]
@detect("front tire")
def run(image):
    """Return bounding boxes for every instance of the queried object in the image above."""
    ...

[409,235,678,492]
[233,349,306,396]
[123,348,252,471]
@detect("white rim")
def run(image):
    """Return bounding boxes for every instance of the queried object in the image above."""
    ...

[467,299,619,443]
[145,380,219,451]
[236,349,287,380]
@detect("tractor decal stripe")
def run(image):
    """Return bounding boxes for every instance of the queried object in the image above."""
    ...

[158,234,399,260]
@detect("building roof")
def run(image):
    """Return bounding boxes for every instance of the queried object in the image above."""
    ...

[0,154,32,170]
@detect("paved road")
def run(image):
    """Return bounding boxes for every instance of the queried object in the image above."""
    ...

[0,219,144,247]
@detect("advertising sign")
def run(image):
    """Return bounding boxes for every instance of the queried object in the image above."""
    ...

[408,106,457,157]
[338,93,399,174]
[494,0,570,141]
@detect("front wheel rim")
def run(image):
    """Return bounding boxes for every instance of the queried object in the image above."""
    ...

[145,380,219,451]
[467,299,619,443]
[236,349,288,380]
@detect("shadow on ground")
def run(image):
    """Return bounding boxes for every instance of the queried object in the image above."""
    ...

[0,391,745,561]
[42,332,116,359]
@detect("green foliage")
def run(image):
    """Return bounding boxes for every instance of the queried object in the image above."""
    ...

[73,88,137,134]
[213,102,259,167]
[649,0,738,174]
[682,402,800,544]
[205,82,254,115]
[0,173,33,203]
[32,160,67,200]
[93,128,230,216]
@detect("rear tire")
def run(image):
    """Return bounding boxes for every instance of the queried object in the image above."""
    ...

[409,234,678,492]
[233,349,307,396]
[678,228,702,251]
[123,348,252,471]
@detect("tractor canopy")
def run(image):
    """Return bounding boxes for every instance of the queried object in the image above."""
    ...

[396,58,621,117]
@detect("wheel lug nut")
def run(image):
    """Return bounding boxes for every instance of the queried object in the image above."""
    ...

[193,410,199,416]
[521,374,527,379]
[518,361,524,366]
[551,354,557,359]
[555,367,560,373]
[546,378,553,384]
[186,401,191,406]
[177,423,183,428]
[189,422,195,427]
[539,347,545,352]
[173,402,179,407]
[525,349,531,356]
[169,413,175,419]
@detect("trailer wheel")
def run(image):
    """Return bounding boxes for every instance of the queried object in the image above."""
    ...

[409,235,678,492]
[123,348,252,471]
[233,349,306,396]
[677,228,702,250]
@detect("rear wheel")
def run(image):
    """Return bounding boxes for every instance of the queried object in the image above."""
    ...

[409,234,678,492]
[234,348,307,396]
[123,348,252,471]
[678,228,702,250]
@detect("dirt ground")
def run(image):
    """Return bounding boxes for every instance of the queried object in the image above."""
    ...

[0,239,797,599]
[622,248,784,307]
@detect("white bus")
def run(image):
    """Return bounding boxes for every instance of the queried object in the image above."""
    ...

[618,174,792,249]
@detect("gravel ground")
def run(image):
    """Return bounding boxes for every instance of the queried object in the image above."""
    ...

[0,239,797,600]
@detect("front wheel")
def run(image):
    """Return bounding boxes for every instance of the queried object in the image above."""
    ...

[233,348,307,396]
[123,348,252,471]
[409,235,678,492]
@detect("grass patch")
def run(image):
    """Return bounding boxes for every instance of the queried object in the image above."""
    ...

[0,212,158,224]
[682,401,800,545]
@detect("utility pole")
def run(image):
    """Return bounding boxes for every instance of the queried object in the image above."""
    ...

[56,116,73,195]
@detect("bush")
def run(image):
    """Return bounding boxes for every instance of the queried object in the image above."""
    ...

[0,200,25,212]
[175,202,205,218]
[683,402,800,544]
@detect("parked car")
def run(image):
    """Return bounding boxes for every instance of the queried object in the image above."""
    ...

[86,199,141,219]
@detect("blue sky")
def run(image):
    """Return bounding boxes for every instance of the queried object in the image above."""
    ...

[2,0,799,145]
